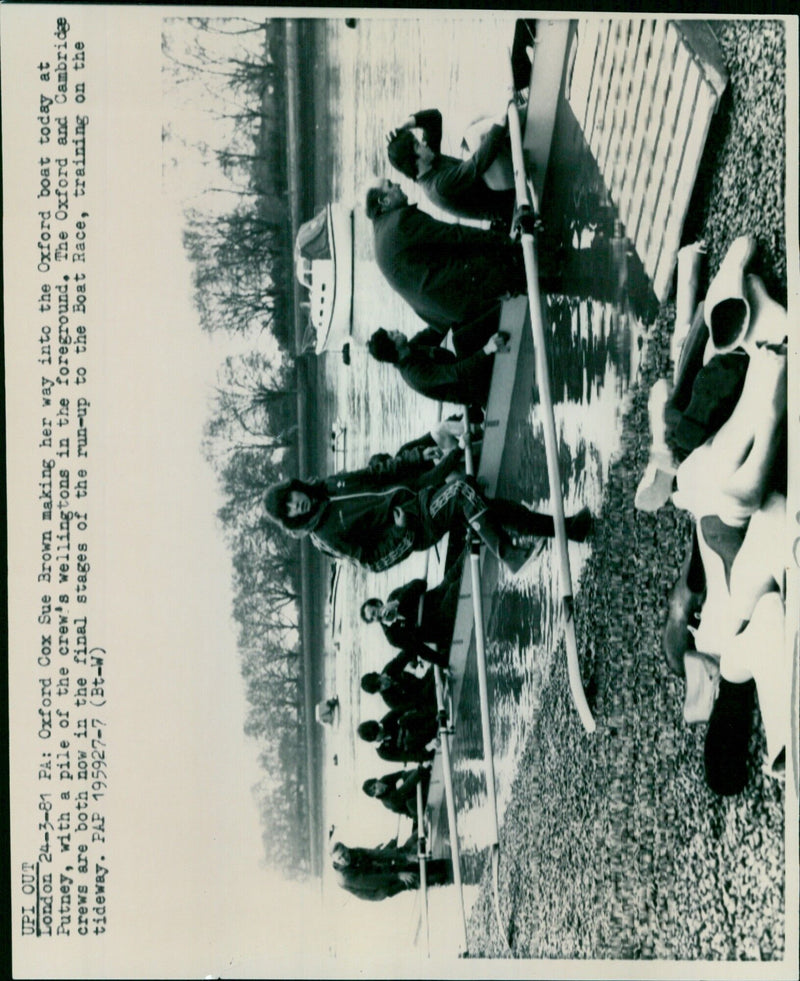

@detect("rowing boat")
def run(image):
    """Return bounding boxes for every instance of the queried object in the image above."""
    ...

[421,19,575,950]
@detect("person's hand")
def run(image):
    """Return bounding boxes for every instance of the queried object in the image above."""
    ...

[393,506,407,528]
[398,872,417,887]
[483,331,510,355]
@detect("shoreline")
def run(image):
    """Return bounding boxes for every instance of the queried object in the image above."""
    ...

[467,20,788,959]
[285,18,333,877]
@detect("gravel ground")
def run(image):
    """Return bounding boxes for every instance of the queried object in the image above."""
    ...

[467,19,789,960]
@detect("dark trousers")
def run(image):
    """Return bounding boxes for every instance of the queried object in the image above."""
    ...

[451,303,503,357]
[417,479,562,551]
[422,575,461,650]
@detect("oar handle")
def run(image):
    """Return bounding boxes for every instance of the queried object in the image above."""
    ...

[507,99,597,734]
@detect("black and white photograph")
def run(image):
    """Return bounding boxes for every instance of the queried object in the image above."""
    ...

[3,7,798,977]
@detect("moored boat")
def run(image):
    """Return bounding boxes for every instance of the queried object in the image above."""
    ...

[294,203,354,355]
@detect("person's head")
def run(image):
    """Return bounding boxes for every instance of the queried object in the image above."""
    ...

[357,720,381,743]
[360,672,382,694]
[365,179,408,221]
[367,452,393,470]
[388,129,437,181]
[367,328,408,364]
[362,778,388,798]
[263,478,323,533]
[360,598,384,623]
[331,842,350,869]
[387,129,418,180]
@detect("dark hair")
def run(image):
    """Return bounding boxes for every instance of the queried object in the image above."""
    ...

[387,130,418,181]
[367,452,393,470]
[263,478,324,533]
[366,186,385,221]
[360,672,381,694]
[357,720,381,742]
[367,328,401,364]
[359,598,382,622]
[362,778,381,797]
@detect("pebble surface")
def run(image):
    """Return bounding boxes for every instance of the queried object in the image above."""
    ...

[467,20,788,960]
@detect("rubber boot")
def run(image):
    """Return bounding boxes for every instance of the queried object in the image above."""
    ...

[672,241,706,373]
[704,677,755,795]
[494,502,595,544]
[704,234,756,353]
[722,591,787,778]
[564,506,595,542]
[467,509,538,576]
[740,274,787,353]
[662,544,706,677]
[635,379,677,512]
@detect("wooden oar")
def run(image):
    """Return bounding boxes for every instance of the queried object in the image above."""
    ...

[432,664,469,951]
[416,779,430,955]
[507,95,597,734]
[419,550,469,954]
[461,419,510,947]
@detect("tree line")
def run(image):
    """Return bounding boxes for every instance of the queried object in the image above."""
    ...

[163,16,312,878]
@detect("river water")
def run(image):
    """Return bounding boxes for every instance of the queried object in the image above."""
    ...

[309,15,644,950]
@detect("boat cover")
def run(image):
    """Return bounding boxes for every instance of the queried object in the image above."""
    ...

[295,207,331,264]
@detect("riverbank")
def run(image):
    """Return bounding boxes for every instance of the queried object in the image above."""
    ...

[467,19,789,959]
[284,18,335,877]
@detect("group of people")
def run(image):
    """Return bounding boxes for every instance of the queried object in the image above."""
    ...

[330,568,461,902]
[268,83,603,902]
[266,64,788,912]
[636,235,789,794]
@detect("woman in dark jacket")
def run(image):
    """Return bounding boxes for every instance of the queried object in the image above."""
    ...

[264,463,592,576]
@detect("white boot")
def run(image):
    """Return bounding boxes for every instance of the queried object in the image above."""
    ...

[740,274,788,354]
[683,650,721,724]
[704,234,757,353]
[634,379,677,512]
[672,241,706,375]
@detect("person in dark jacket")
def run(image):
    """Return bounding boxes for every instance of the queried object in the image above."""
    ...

[366,179,527,335]
[264,465,593,576]
[331,839,449,902]
[365,423,467,481]
[387,107,516,224]
[366,180,627,328]
[357,708,438,764]
[361,563,464,664]
[363,766,432,821]
[361,653,437,710]
[324,438,461,497]
[264,466,592,576]
[367,325,508,409]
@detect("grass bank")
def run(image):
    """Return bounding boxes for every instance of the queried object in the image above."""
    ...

[467,19,788,960]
